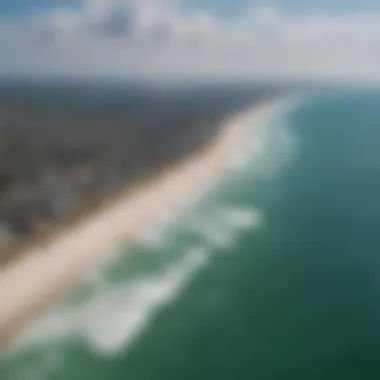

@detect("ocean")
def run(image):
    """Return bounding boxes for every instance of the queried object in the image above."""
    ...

[2,89,380,379]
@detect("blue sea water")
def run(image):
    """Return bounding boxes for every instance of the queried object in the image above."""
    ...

[2,89,380,379]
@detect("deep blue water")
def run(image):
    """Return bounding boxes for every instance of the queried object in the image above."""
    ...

[2,90,380,379]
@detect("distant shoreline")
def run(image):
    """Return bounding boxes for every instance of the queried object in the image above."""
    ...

[0,98,291,347]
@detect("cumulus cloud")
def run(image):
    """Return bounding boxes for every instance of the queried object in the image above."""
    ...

[0,0,380,81]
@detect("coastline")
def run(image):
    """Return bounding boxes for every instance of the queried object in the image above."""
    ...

[0,98,289,347]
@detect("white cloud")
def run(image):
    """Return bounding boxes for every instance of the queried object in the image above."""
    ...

[0,0,380,82]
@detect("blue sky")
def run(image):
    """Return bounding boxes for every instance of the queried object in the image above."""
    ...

[187,0,380,15]
[2,0,380,20]
[0,0,79,19]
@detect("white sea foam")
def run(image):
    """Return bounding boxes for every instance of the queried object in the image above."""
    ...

[249,135,266,158]
[12,246,208,356]
[184,205,264,252]
[203,224,235,248]
[219,207,264,229]
[137,208,183,248]
[197,209,263,248]
[232,150,251,169]
[185,214,235,249]
[247,119,298,180]
[138,225,165,246]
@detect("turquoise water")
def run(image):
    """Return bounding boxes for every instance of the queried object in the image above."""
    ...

[2,90,380,379]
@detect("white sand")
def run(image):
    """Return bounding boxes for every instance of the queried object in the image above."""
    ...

[0,99,284,346]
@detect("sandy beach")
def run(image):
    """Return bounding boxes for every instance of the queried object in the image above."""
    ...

[0,99,284,347]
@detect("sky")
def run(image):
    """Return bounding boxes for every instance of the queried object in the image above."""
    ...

[3,0,380,18]
[0,0,380,82]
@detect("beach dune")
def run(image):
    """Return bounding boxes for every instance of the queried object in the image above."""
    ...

[0,100,281,347]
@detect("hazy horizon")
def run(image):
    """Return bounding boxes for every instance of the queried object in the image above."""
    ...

[0,0,380,83]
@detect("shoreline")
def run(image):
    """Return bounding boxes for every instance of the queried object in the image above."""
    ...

[0,98,289,347]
